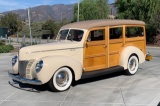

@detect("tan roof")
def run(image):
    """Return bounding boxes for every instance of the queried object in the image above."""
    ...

[61,19,145,29]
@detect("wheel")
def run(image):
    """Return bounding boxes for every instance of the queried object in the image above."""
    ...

[126,55,139,75]
[48,67,73,92]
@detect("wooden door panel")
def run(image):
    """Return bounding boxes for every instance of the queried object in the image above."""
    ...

[84,28,107,72]
[109,53,119,67]
[84,43,106,71]
[85,44,106,57]
[84,55,106,71]
[109,42,123,67]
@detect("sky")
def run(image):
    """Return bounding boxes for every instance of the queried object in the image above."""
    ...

[0,0,115,13]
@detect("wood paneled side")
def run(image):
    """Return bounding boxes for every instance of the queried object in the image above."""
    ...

[84,55,106,71]
[109,41,123,67]
[84,41,106,71]
[125,38,146,55]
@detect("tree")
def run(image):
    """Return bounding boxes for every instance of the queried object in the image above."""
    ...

[151,0,160,35]
[73,0,109,22]
[18,22,44,38]
[0,13,23,35]
[116,0,159,43]
[42,20,56,38]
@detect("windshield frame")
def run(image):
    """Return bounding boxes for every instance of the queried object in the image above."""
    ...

[56,28,84,42]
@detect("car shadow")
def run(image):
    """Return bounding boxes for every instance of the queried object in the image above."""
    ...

[8,71,125,92]
[72,71,125,86]
[8,81,48,93]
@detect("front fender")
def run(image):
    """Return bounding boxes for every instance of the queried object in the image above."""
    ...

[36,56,83,84]
[120,46,145,70]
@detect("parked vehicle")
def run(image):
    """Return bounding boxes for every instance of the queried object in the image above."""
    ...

[9,20,151,91]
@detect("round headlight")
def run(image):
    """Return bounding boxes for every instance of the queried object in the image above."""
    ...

[36,60,43,73]
[12,55,18,66]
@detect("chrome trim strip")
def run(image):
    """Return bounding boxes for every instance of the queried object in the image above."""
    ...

[30,47,84,54]
[8,72,42,85]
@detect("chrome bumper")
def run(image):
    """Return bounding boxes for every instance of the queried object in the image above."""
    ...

[8,72,42,85]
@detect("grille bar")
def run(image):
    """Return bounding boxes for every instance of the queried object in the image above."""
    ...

[18,61,29,78]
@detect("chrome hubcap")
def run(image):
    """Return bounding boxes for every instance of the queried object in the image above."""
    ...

[129,59,136,71]
[56,71,68,87]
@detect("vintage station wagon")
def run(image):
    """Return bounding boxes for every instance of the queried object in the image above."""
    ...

[9,20,149,91]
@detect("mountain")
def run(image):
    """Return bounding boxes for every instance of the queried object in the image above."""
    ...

[2,4,74,22]
[1,3,117,22]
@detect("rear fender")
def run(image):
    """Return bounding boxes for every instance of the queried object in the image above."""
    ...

[120,46,145,69]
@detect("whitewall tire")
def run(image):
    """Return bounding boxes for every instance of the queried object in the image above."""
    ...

[126,55,139,75]
[48,67,73,92]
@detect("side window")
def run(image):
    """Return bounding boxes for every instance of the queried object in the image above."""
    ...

[126,27,144,38]
[110,27,123,39]
[68,30,84,41]
[87,29,105,42]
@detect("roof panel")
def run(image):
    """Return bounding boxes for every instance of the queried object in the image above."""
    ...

[61,19,145,29]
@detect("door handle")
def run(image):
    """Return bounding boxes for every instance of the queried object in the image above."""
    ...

[104,45,107,48]
[122,43,124,47]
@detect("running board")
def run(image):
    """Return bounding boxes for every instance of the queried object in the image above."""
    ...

[81,66,124,79]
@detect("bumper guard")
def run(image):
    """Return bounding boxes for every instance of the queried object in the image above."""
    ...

[8,72,42,85]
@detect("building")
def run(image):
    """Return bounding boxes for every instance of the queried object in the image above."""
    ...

[0,28,8,38]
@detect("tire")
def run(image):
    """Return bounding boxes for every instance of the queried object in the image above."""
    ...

[48,67,73,92]
[126,55,139,75]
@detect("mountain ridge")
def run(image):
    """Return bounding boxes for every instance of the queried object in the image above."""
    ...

[2,4,74,22]
[1,3,117,22]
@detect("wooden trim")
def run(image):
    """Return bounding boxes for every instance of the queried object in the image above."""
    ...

[109,25,123,28]
[89,27,106,31]
[109,39,123,44]
[85,53,106,58]
[106,26,109,68]
[86,40,105,46]
[109,51,119,55]
[125,25,145,27]
[84,65,106,72]
[123,25,125,44]
[125,37,145,42]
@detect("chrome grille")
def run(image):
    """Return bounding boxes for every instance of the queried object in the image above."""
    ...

[18,61,29,78]
[26,60,35,79]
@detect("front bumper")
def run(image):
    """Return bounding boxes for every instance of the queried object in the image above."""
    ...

[8,72,42,85]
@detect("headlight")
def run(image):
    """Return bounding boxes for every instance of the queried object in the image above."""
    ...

[12,55,18,66]
[36,60,43,73]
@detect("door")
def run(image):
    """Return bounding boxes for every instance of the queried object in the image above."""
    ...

[84,28,108,71]
[109,26,124,67]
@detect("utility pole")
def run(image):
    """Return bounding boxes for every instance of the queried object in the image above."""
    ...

[28,8,32,45]
[60,13,63,22]
[77,0,80,22]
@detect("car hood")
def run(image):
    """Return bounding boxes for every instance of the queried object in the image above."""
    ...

[19,40,83,54]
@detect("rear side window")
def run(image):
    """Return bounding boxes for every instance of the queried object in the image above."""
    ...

[126,27,144,38]
[110,27,123,39]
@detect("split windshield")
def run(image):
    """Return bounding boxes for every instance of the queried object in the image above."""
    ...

[57,29,84,42]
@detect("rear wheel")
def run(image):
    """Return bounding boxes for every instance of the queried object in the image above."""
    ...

[48,67,72,92]
[126,55,139,75]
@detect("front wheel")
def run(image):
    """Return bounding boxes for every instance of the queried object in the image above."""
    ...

[126,55,139,75]
[48,67,73,92]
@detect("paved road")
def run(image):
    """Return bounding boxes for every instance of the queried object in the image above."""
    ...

[0,48,160,106]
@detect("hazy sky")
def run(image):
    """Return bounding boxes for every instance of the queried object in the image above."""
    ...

[0,0,114,13]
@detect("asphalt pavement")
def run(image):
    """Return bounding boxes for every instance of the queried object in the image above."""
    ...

[0,47,160,106]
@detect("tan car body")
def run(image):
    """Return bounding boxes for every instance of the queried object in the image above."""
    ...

[10,20,147,85]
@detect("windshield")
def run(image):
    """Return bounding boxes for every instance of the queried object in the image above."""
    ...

[57,29,84,42]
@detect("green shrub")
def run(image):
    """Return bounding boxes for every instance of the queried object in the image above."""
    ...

[0,45,14,53]
[0,40,5,45]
